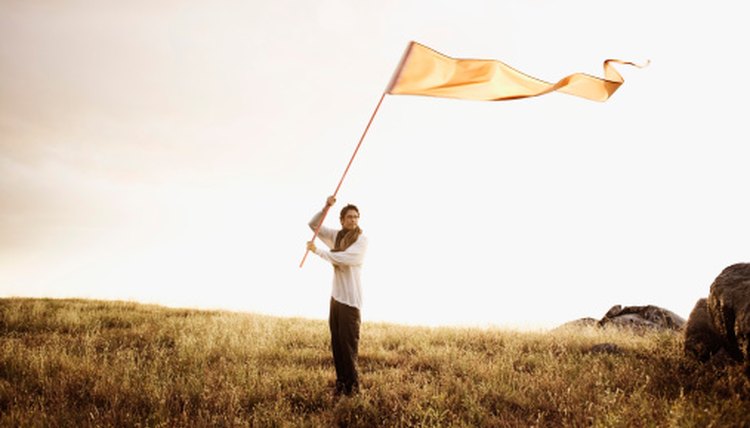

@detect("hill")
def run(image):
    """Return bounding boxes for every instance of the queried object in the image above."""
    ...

[1,298,748,427]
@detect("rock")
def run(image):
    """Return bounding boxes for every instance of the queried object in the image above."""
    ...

[599,304,685,331]
[555,317,598,330]
[555,305,685,332]
[707,263,750,364]
[684,298,726,361]
[588,343,622,354]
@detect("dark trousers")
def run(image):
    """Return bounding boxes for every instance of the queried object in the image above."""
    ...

[329,298,360,394]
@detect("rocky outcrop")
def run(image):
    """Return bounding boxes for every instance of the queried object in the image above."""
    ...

[684,263,750,376]
[599,304,685,331]
[588,343,622,355]
[557,305,685,332]
[684,298,726,361]
[555,317,598,330]
[707,263,750,364]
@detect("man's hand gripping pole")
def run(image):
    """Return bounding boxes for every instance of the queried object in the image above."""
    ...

[299,92,386,268]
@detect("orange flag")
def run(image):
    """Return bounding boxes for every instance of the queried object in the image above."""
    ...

[387,41,646,102]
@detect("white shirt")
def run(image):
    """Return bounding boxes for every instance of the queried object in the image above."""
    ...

[309,210,368,309]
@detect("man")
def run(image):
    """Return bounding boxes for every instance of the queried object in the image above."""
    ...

[306,195,368,396]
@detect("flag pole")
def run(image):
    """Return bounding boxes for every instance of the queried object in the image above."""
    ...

[300,41,413,268]
[299,91,387,268]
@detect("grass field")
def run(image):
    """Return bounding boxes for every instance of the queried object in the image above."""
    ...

[1,298,749,427]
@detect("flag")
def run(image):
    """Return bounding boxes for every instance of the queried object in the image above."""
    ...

[387,41,646,102]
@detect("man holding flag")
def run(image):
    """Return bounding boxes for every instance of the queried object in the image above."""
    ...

[306,196,368,396]
[301,40,644,396]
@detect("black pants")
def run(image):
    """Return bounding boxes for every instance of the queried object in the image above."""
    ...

[329,298,360,394]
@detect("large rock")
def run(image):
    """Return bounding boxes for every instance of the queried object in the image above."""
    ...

[556,305,685,332]
[707,263,750,364]
[555,317,598,330]
[598,304,685,331]
[684,298,726,361]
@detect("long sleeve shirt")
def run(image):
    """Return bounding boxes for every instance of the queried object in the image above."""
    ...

[309,209,368,309]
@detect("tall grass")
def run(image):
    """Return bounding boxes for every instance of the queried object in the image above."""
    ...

[1,298,748,427]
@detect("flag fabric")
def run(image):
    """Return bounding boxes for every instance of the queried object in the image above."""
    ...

[387,42,645,102]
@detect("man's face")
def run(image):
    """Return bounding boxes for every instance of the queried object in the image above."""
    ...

[340,209,359,230]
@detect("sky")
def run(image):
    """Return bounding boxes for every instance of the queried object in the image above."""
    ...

[1,0,748,329]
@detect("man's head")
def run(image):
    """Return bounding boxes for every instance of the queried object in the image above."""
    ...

[339,204,360,231]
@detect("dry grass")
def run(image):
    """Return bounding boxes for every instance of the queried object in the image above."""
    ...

[1,298,749,427]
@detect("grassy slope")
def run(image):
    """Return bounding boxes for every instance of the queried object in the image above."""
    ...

[1,298,748,427]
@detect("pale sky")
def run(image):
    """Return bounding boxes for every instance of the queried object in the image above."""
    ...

[1,0,748,329]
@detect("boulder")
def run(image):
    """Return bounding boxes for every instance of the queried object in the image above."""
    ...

[599,304,685,331]
[707,263,750,364]
[555,317,598,330]
[555,305,685,332]
[588,343,623,355]
[684,298,726,361]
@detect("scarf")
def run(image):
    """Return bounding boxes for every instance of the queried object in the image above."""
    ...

[332,227,362,252]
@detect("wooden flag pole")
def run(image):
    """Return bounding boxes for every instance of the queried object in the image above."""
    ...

[300,42,413,268]
[299,91,387,268]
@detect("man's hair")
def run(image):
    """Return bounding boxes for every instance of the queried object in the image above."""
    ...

[339,204,359,220]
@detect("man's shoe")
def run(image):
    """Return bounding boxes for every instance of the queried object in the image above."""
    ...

[343,382,359,396]
[333,381,345,397]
